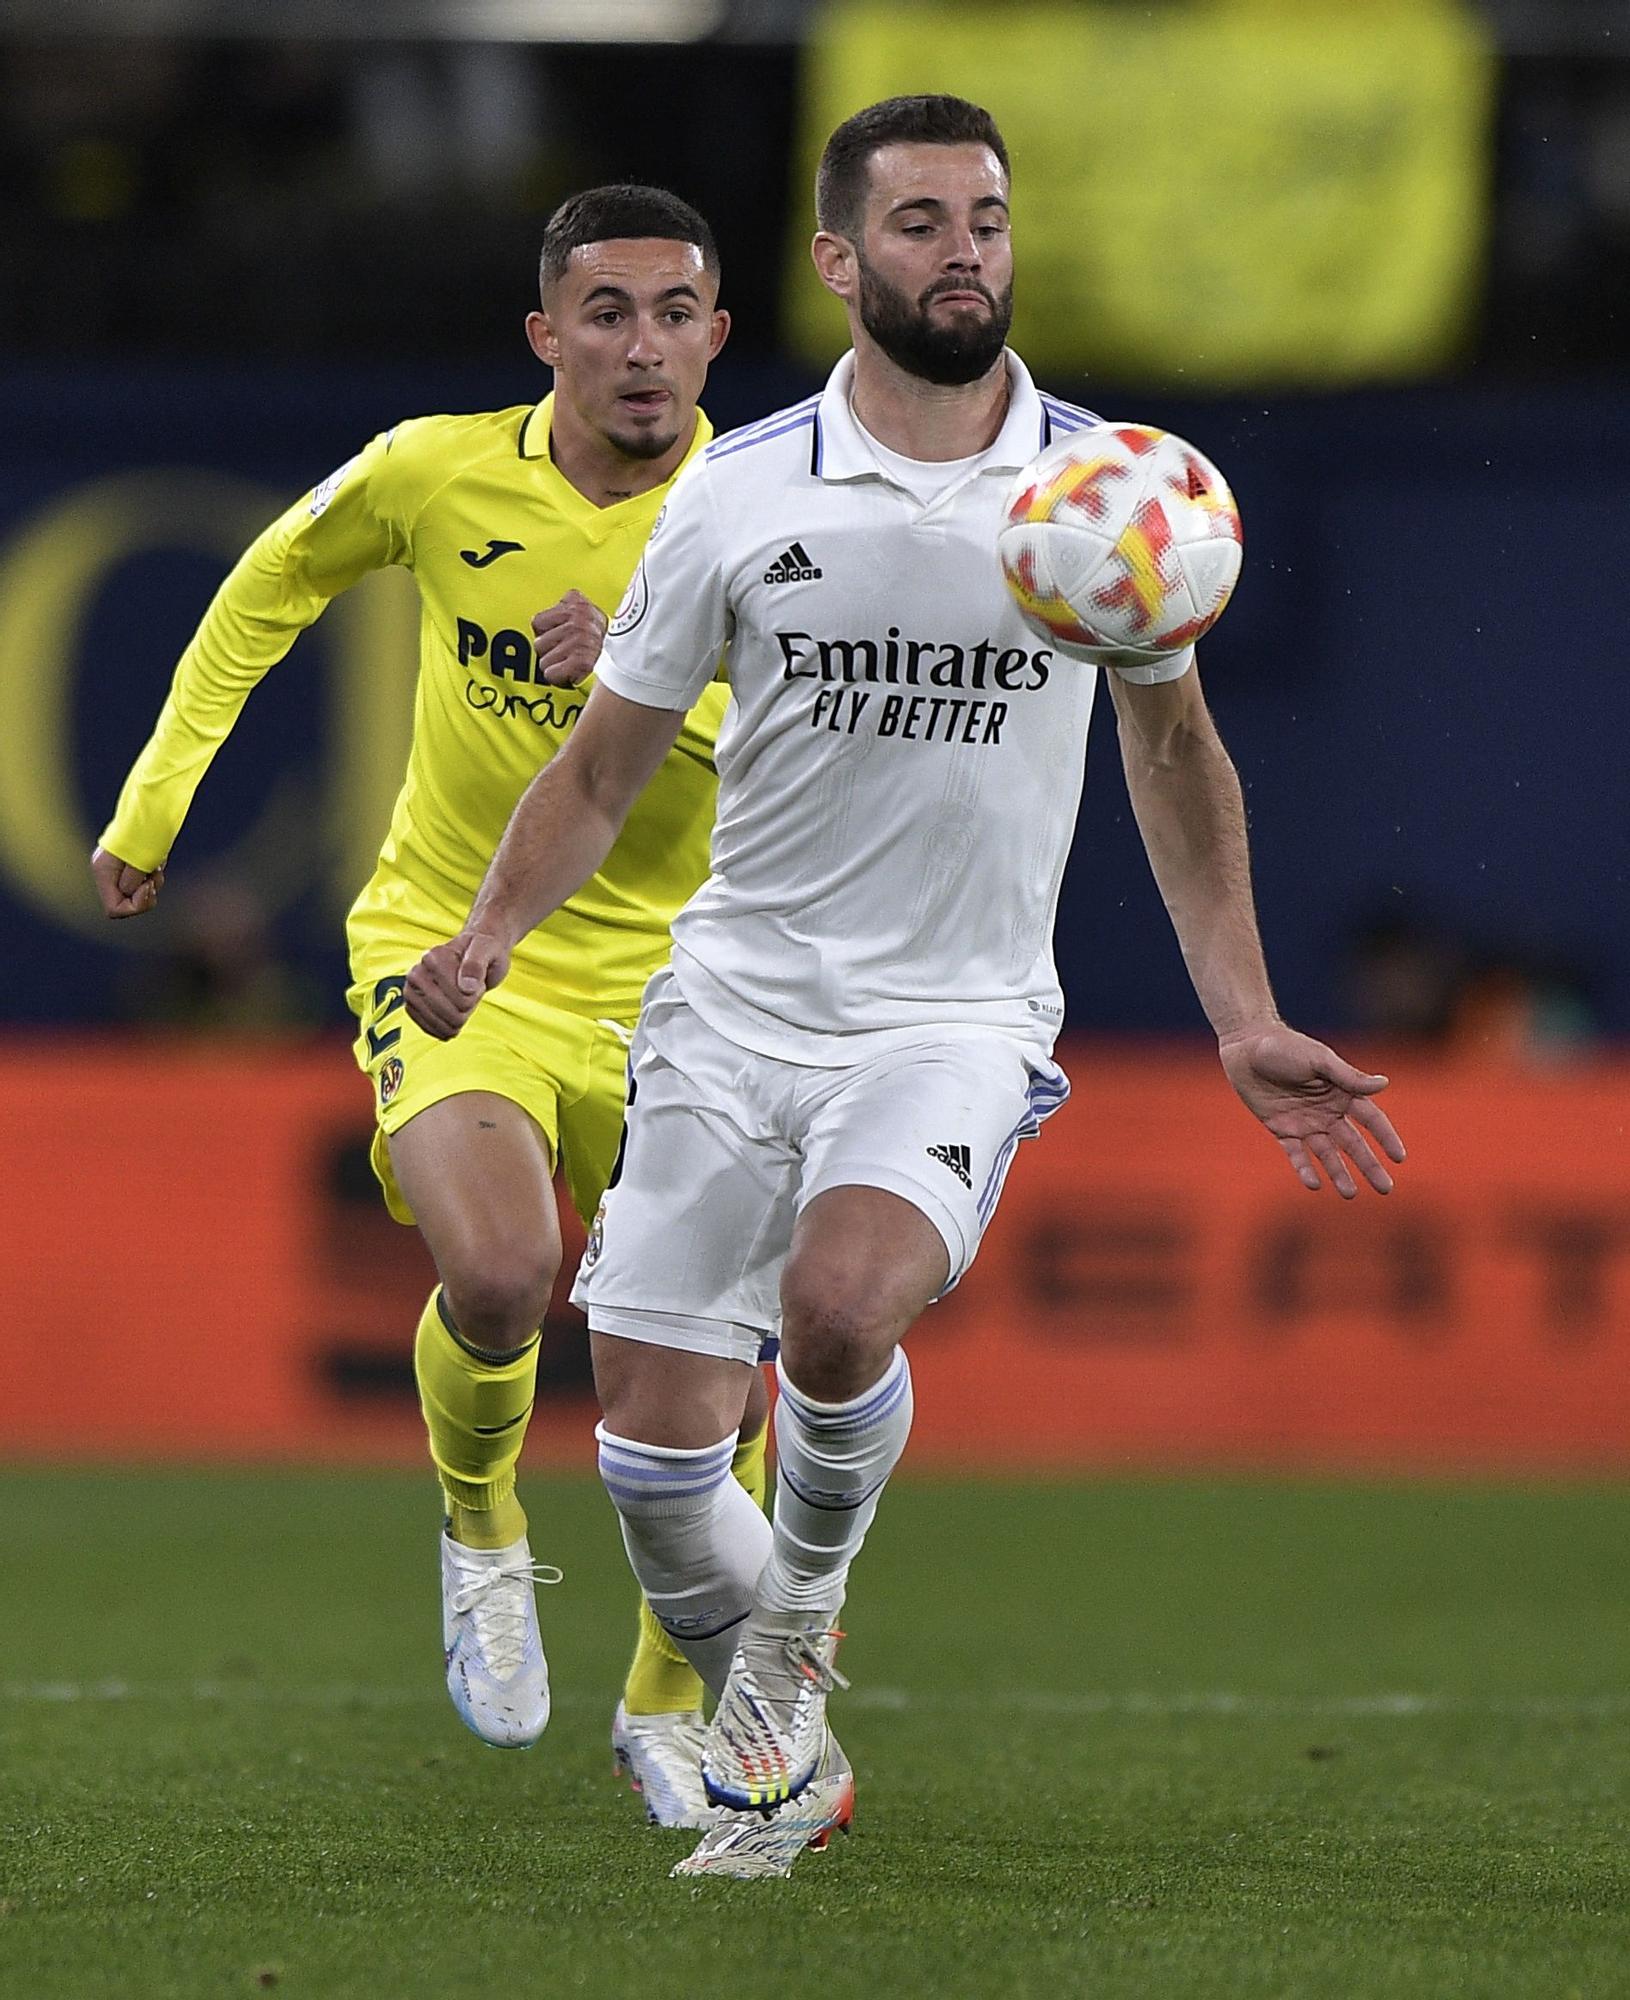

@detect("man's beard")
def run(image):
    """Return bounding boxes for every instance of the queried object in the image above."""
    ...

[857,258,1013,387]
[604,421,681,462]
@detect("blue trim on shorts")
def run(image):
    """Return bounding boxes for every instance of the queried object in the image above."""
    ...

[976,1069,1071,1226]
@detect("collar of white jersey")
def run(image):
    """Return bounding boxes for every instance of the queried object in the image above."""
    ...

[810,349,1050,484]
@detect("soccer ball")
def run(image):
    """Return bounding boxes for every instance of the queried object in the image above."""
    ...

[998,424,1243,669]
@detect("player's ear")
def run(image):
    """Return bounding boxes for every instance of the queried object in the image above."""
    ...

[706,307,731,362]
[525,308,562,369]
[811,232,857,304]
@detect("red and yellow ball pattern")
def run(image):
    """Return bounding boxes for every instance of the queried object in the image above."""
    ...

[999,424,1243,668]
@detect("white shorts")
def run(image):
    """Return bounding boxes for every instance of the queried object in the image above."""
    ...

[571,968,1069,1364]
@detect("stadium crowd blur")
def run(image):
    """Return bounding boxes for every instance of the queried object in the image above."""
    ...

[0,34,799,362]
[2,10,1627,371]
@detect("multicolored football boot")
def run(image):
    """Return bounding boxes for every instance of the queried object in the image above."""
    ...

[700,1612,849,1810]
[673,1732,855,1880]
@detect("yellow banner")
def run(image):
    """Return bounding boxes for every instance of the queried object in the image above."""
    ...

[786,0,1494,387]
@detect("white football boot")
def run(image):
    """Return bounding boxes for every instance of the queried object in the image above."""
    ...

[440,1531,559,1747]
[672,1732,855,1880]
[611,1703,717,1830]
[700,1611,849,1811]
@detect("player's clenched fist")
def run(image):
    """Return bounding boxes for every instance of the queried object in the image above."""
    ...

[531,589,608,686]
[404,929,513,1039]
[91,843,165,919]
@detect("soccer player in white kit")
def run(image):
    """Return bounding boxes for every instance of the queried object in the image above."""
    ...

[405,94,1407,1877]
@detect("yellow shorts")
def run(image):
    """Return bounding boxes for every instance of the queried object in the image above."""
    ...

[347,957,636,1230]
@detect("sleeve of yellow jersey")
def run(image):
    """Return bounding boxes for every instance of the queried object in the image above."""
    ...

[99,427,415,873]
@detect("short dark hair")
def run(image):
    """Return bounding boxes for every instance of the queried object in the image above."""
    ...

[538,183,719,297]
[816,95,1010,242]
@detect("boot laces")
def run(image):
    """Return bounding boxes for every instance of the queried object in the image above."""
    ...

[737,1626,850,1715]
[450,1559,562,1678]
[783,1629,851,1697]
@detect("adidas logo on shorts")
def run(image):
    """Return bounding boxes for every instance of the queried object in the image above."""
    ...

[763,541,823,585]
[926,1142,972,1190]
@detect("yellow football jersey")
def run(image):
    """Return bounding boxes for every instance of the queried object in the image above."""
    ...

[101,397,724,1015]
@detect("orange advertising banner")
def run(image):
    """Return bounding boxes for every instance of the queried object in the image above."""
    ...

[3,1039,1627,1473]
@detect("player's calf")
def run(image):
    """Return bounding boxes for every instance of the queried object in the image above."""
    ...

[596,1422,772,1695]
[699,1349,912,1812]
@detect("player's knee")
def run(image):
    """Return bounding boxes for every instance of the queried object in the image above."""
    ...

[591,1330,751,1448]
[440,1246,559,1353]
[777,1281,897,1401]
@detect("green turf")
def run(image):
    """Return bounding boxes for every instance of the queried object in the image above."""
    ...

[3,1468,1629,1999]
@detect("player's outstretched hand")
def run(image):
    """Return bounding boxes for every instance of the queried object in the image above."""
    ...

[1218,1021,1406,1199]
[404,929,512,1040]
[91,844,165,919]
[532,590,608,687]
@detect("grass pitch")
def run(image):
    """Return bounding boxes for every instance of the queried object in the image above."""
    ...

[3,1466,1629,1999]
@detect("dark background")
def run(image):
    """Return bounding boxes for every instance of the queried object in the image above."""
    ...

[2,4,1626,1042]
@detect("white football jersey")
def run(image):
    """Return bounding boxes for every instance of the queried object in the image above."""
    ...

[595,351,1193,1066]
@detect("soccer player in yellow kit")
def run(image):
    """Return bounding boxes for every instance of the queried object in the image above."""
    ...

[90,185,769,1828]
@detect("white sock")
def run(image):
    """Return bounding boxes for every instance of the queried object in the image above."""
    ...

[757,1349,914,1618]
[596,1425,772,1695]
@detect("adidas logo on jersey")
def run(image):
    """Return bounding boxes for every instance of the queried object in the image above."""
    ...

[926,1143,972,1189]
[763,542,823,585]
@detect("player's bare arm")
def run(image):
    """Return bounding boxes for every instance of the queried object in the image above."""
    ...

[1108,664,1406,1198]
[404,686,686,1040]
[90,845,165,919]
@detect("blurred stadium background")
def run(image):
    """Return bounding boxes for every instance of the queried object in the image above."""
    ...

[4,2,1630,1992]
[2,0,1626,1472]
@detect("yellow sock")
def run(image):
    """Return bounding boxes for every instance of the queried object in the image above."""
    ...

[413,1287,536,1552]
[732,1414,771,1512]
[622,1418,770,1715]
